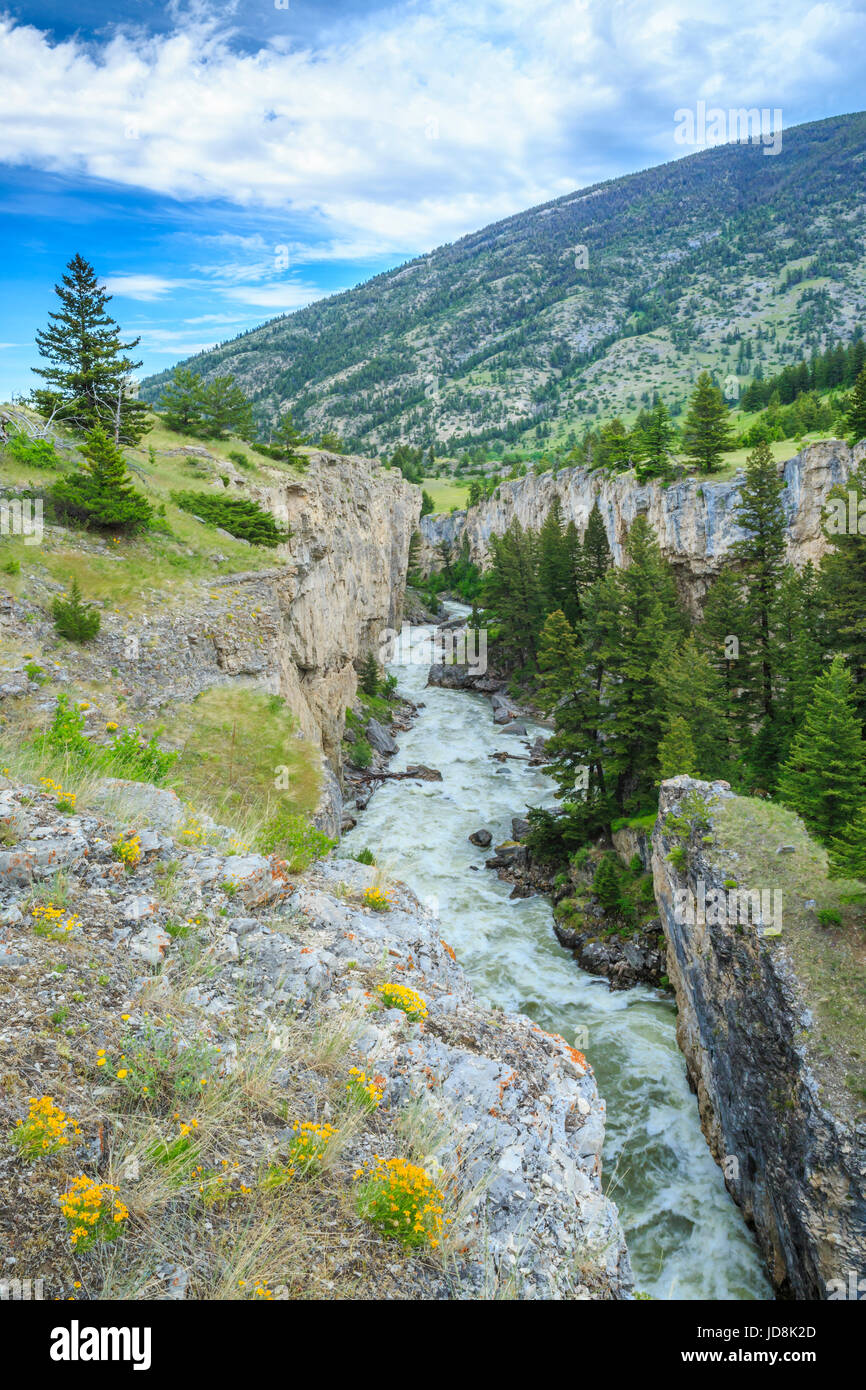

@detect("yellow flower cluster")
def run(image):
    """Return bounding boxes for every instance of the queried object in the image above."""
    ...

[361,885,396,912]
[179,814,206,845]
[39,777,77,812]
[105,721,119,732]
[378,982,428,1021]
[30,903,81,940]
[354,1156,446,1248]
[112,834,142,869]
[225,835,249,856]
[59,1176,129,1250]
[282,1120,337,1179]
[346,1067,384,1111]
[12,1095,81,1160]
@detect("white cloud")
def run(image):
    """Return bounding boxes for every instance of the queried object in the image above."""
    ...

[0,1,862,256]
[103,274,187,300]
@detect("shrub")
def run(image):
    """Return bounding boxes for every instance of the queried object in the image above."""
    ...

[345,1067,383,1111]
[228,450,253,470]
[11,1096,80,1160]
[255,807,334,871]
[4,430,64,469]
[171,490,289,546]
[362,885,395,912]
[58,1176,129,1250]
[52,427,153,533]
[354,1157,445,1248]
[52,578,100,642]
[378,982,427,1019]
[352,847,376,865]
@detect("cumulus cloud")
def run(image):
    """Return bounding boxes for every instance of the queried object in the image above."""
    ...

[1,0,862,253]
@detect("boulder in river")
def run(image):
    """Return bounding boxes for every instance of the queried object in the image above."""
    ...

[511,816,530,839]
[500,720,527,735]
[469,828,492,847]
[492,692,521,724]
[366,717,398,755]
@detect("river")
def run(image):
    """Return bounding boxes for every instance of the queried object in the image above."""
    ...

[341,609,771,1300]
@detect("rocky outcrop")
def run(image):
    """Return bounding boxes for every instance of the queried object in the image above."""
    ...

[652,775,866,1298]
[0,775,631,1301]
[422,440,865,608]
[255,452,419,759]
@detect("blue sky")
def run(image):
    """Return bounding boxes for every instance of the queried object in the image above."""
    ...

[1,0,864,398]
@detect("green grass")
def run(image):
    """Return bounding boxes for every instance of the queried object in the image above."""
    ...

[421,477,471,513]
[160,687,321,841]
[714,795,866,1115]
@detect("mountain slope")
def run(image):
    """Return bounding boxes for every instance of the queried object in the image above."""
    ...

[140,111,866,452]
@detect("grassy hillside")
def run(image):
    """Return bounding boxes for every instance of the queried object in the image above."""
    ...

[139,112,866,454]
[0,413,324,863]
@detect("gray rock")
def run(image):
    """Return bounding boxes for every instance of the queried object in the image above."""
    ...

[511,817,530,839]
[499,721,527,736]
[469,829,492,848]
[366,718,397,755]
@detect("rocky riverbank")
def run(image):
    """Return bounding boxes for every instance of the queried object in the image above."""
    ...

[0,773,632,1301]
[652,775,866,1299]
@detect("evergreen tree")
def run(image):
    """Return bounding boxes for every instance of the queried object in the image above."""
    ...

[52,578,101,642]
[483,520,544,668]
[359,651,380,697]
[635,396,677,481]
[729,439,788,782]
[682,372,733,473]
[200,376,254,440]
[537,607,611,834]
[658,715,698,779]
[655,635,730,779]
[159,367,207,435]
[829,806,866,880]
[822,457,866,720]
[270,410,307,460]
[699,565,748,759]
[845,366,866,445]
[592,854,626,915]
[773,563,825,762]
[594,516,685,814]
[582,500,611,582]
[52,427,153,534]
[538,498,572,615]
[777,656,866,844]
[561,519,584,625]
[31,253,148,443]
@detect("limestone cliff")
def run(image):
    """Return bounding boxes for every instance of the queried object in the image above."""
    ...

[652,776,866,1298]
[421,440,865,607]
[251,451,419,762]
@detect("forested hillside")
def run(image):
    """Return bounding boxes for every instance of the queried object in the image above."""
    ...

[140,112,866,453]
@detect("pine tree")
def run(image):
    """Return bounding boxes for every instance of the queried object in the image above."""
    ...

[582,500,611,582]
[483,520,544,668]
[829,806,866,880]
[270,410,307,460]
[537,606,611,834]
[200,377,254,440]
[635,396,677,481]
[592,853,626,915]
[31,253,148,443]
[159,367,207,435]
[595,516,685,813]
[658,715,698,779]
[655,635,729,779]
[682,372,733,473]
[360,651,380,697]
[52,578,100,642]
[729,439,788,782]
[777,656,866,844]
[845,366,866,445]
[52,427,154,533]
[699,565,748,758]
[538,498,571,616]
[820,458,866,722]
